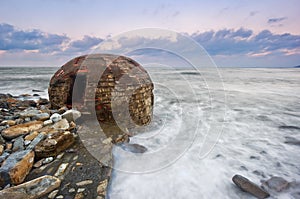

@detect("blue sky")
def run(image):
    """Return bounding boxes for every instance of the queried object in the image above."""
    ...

[0,0,299,67]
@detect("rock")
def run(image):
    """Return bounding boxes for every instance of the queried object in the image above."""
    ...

[33,158,44,168]
[97,179,108,196]
[58,106,68,114]
[37,98,49,105]
[43,119,53,126]
[0,145,3,155]
[1,121,44,139]
[17,100,37,108]
[56,195,64,199]
[102,137,112,145]
[50,113,61,123]
[0,152,10,164]
[52,118,69,130]
[47,189,59,199]
[0,135,5,145]
[19,108,41,118]
[33,112,50,121]
[0,175,61,199]
[118,143,148,153]
[54,163,69,178]
[35,131,75,158]
[76,180,93,186]
[6,120,16,126]
[24,140,31,146]
[232,174,270,199]
[12,136,25,152]
[77,188,85,193]
[6,142,12,151]
[32,89,43,92]
[75,192,84,199]
[62,110,81,122]
[262,176,290,192]
[33,94,40,96]
[14,118,24,125]
[0,150,34,186]
[24,131,39,141]
[26,133,46,150]
[69,188,76,193]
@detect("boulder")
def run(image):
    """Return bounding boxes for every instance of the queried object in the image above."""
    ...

[35,131,75,158]
[1,120,44,139]
[232,174,270,199]
[0,175,61,199]
[62,110,81,122]
[0,150,35,186]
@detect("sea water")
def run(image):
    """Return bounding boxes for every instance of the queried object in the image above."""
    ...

[0,67,299,198]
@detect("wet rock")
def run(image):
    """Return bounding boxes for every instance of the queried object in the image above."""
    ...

[33,112,50,121]
[35,131,75,158]
[76,180,93,186]
[118,143,148,153]
[62,110,81,122]
[12,136,25,152]
[284,136,300,146]
[1,120,44,139]
[262,176,290,192]
[0,150,34,186]
[50,113,61,123]
[232,174,270,199]
[26,133,46,150]
[0,175,61,199]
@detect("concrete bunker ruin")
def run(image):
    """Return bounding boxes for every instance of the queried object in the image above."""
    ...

[48,54,154,132]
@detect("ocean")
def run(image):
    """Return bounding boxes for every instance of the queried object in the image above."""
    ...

[0,67,299,198]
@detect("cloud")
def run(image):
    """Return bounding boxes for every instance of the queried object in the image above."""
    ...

[68,35,103,50]
[0,23,69,52]
[191,28,300,57]
[267,17,287,24]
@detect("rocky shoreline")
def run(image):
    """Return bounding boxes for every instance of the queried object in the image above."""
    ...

[0,93,112,199]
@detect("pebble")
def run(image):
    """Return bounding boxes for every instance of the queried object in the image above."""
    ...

[50,113,62,123]
[76,180,93,186]
[33,158,45,168]
[74,192,84,199]
[43,157,54,164]
[77,188,85,193]
[44,119,53,126]
[54,163,69,178]
[56,195,64,199]
[7,120,16,126]
[48,189,59,199]
[69,188,76,193]
[24,140,31,146]
[0,145,4,155]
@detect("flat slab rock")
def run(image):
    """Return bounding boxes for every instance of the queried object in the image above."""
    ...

[0,175,60,199]
[232,174,270,199]
[0,150,35,186]
[35,131,75,158]
[1,121,44,139]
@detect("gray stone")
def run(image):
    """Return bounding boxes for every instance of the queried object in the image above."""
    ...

[0,152,10,164]
[0,175,61,199]
[43,157,54,164]
[232,174,270,199]
[12,136,24,152]
[26,133,46,150]
[262,176,290,192]
[62,110,81,122]
[33,112,50,121]
[50,113,62,123]
[76,180,93,186]
[19,108,41,118]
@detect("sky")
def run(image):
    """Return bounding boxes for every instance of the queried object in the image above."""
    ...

[0,0,300,67]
